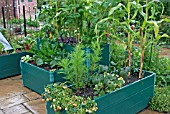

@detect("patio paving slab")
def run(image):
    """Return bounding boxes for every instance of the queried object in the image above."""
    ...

[24,92,41,101]
[138,109,165,114]
[0,77,31,100]
[3,104,29,114]
[23,99,46,114]
[0,95,29,109]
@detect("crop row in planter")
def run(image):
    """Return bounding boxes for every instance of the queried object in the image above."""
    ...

[46,71,156,114]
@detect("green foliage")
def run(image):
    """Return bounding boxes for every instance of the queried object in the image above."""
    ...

[29,39,68,68]
[59,44,88,89]
[150,86,170,113]
[89,42,101,75]
[156,75,170,87]
[42,82,98,114]
[110,41,126,72]
[38,0,123,44]
[21,55,33,63]
[0,42,4,54]
[9,18,23,24]
[26,20,40,27]
[92,73,124,97]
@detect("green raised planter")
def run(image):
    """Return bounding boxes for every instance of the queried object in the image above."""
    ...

[0,52,32,79]
[20,61,65,94]
[62,44,110,66]
[46,71,156,114]
[36,39,110,66]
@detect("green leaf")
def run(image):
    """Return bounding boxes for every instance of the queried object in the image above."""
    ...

[36,58,43,66]
[109,3,125,16]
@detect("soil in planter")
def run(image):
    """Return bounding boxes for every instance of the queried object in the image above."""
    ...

[29,60,62,71]
[124,72,140,85]
[75,86,94,98]
[73,73,140,99]
[58,36,77,45]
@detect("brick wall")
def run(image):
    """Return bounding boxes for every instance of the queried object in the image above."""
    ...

[0,0,15,19]
[16,0,37,19]
[0,0,37,19]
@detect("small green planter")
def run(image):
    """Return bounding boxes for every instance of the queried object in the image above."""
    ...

[20,61,65,94]
[46,71,156,114]
[0,52,32,79]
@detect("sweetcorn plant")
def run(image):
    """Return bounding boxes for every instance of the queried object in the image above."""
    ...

[96,0,170,78]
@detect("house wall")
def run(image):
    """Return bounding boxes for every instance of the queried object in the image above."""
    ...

[16,0,37,19]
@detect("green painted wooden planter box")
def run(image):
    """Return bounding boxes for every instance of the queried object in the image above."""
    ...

[46,71,156,114]
[20,61,65,94]
[36,39,110,66]
[0,52,32,79]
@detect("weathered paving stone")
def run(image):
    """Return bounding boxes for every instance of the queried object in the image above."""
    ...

[138,109,164,114]
[23,99,46,114]
[0,95,29,109]
[3,104,29,114]
[0,110,4,114]
[0,77,31,100]
[23,92,41,101]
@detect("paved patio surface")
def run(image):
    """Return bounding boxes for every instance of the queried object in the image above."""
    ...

[0,75,45,114]
[0,75,166,114]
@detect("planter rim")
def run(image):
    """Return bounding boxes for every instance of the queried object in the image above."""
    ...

[0,51,27,57]
[20,61,59,74]
[94,71,156,101]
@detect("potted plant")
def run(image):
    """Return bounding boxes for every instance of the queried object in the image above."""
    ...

[20,39,68,94]
[0,31,32,79]
[42,43,156,114]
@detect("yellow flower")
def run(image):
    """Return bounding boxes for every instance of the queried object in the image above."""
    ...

[118,77,125,84]
[49,32,52,38]
[118,77,123,81]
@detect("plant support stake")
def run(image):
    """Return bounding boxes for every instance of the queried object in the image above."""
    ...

[2,7,6,28]
[23,5,27,37]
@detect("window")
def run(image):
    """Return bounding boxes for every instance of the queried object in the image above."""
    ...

[28,0,32,2]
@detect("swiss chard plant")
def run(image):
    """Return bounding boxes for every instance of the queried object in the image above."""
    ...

[24,39,69,70]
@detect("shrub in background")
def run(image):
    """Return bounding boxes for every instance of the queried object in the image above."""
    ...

[150,86,170,113]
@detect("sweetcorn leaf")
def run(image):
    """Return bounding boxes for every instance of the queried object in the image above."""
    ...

[109,3,125,16]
